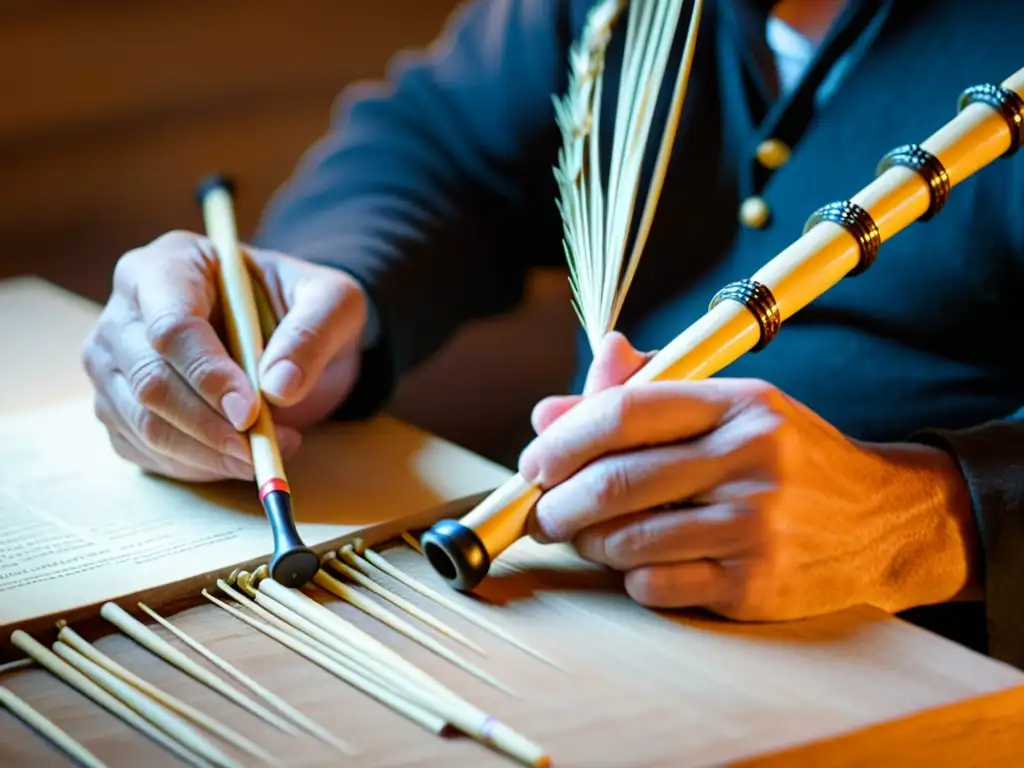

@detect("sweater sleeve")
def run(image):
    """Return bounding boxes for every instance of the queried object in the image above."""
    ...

[913,409,1024,669]
[253,0,571,418]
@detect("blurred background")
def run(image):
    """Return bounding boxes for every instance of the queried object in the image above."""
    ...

[1,0,576,467]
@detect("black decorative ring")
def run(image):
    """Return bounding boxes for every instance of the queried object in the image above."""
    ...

[875,143,950,221]
[708,279,781,351]
[957,83,1024,157]
[802,200,881,276]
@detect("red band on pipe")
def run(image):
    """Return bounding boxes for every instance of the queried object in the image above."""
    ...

[259,478,290,501]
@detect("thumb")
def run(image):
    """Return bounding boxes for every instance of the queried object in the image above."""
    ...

[258,269,366,407]
[582,331,650,395]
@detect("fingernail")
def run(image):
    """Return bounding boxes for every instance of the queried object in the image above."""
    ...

[222,392,254,431]
[261,360,303,402]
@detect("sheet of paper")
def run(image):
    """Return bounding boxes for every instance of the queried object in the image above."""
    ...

[0,276,100,415]
[0,396,511,628]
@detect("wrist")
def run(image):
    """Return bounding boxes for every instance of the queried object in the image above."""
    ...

[861,441,983,612]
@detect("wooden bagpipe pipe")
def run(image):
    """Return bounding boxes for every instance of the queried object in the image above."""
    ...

[418,65,1024,592]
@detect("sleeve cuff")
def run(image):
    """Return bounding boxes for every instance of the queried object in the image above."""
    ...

[912,420,1024,669]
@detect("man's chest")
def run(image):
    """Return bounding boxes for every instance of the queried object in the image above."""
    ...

[564,0,1024,434]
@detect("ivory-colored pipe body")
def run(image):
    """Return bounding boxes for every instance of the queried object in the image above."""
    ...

[420,66,1024,592]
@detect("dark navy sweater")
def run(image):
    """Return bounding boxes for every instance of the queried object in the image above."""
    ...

[255,0,1024,668]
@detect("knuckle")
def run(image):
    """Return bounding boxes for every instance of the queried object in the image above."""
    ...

[731,498,770,550]
[624,569,659,606]
[92,396,113,428]
[144,309,195,354]
[181,353,231,397]
[741,378,782,407]
[754,417,794,471]
[107,433,133,462]
[719,563,758,617]
[603,525,649,570]
[112,248,143,287]
[133,407,164,448]
[589,460,633,509]
[128,358,172,408]
[601,387,639,439]
[81,337,103,381]
[288,322,328,354]
[154,229,201,249]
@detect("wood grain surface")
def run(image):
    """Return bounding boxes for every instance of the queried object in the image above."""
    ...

[737,683,1024,766]
[2,543,1022,767]
[3,277,1023,766]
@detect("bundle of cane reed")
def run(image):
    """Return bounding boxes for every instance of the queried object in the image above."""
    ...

[553,0,705,351]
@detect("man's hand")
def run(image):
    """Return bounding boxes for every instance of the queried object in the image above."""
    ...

[519,333,982,621]
[82,231,368,483]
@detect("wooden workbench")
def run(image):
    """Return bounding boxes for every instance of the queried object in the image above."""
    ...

[1,276,1022,766]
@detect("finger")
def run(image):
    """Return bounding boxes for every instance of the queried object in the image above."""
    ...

[108,430,169,475]
[572,503,757,571]
[530,395,582,434]
[519,381,737,489]
[102,317,252,462]
[258,266,366,407]
[624,560,732,609]
[107,370,256,481]
[108,429,226,482]
[582,331,650,395]
[128,240,259,432]
[533,438,744,541]
[96,391,223,481]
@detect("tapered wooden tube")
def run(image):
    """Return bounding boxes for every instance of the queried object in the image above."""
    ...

[197,174,319,588]
[420,65,1024,591]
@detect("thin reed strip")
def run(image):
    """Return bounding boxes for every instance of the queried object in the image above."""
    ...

[302,567,515,696]
[0,659,34,675]
[136,602,354,756]
[612,0,705,321]
[252,575,550,767]
[55,622,277,766]
[554,0,704,347]
[327,551,486,655]
[99,603,296,735]
[0,685,109,768]
[225,575,459,712]
[10,631,209,768]
[350,543,564,671]
[202,588,448,736]
[224,575,444,711]
[51,641,241,768]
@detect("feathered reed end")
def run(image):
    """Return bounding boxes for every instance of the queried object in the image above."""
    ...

[552,0,705,352]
